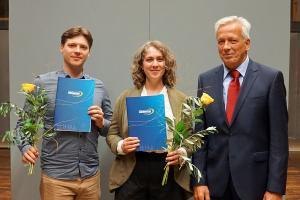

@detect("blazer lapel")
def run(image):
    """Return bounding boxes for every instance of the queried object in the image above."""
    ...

[167,88,181,120]
[215,66,227,122]
[230,59,258,125]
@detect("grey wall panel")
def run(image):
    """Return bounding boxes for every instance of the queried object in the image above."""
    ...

[10,0,149,200]
[150,0,290,96]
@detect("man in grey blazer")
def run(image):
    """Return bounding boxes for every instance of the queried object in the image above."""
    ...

[192,16,288,200]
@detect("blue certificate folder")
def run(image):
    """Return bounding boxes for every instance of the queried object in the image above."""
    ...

[54,77,95,132]
[126,94,167,151]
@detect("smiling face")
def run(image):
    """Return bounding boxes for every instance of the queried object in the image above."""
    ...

[142,46,166,85]
[217,22,250,70]
[60,35,90,71]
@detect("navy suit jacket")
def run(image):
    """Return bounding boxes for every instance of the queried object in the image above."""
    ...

[192,59,288,200]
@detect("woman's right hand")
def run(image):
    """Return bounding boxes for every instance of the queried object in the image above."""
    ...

[122,137,140,154]
[22,146,39,164]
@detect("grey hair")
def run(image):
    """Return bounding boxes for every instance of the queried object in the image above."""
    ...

[215,16,251,39]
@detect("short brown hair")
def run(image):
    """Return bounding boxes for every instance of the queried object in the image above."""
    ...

[61,26,93,48]
[131,40,177,89]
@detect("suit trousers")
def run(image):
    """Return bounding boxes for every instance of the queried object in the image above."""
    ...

[211,174,240,200]
[115,152,185,200]
[40,171,100,200]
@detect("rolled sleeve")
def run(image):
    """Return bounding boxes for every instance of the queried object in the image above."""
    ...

[19,144,32,155]
[99,118,111,136]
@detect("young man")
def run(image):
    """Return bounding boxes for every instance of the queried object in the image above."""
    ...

[192,16,288,200]
[19,26,112,200]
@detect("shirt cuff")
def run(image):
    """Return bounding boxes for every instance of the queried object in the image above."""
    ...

[20,144,32,155]
[117,140,125,155]
[98,118,110,136]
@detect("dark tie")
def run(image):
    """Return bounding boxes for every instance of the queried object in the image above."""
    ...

[226,70,240,124]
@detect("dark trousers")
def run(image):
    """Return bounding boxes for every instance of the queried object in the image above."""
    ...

[115,152,185,200]
[211,174,240,200]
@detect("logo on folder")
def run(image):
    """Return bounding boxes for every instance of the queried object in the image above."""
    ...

[138,108,155,115]
[67,90,83,97]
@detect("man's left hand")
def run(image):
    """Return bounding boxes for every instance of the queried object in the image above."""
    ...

[88,105,104,128]
[263,191,282,200]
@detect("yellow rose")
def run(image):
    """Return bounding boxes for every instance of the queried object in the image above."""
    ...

[21,83,36,93]
[200,92,214,106]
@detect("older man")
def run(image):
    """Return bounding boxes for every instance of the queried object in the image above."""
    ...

[192,16,288,200]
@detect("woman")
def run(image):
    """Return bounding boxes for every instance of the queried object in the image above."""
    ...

[106,40,192,199]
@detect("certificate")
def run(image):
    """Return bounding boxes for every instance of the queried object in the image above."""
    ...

[54,77,95,132]
[126,94,167,151]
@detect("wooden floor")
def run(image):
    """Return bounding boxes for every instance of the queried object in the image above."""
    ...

[0,148,11,200]
[286,151,300,199]
[0,149,300,200]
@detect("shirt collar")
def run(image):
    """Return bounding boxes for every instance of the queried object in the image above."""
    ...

[56,70,87,79]
[223,55,249,80]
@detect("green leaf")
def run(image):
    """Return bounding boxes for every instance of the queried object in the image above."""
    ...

[174,132,182,145]
[2,130,15,144]
[181,129,190,139]
[184,139,194,145]
[193,108,203,115]
[161,165,169,186]
[182,103,191,110]
[182,109,190,116]
[166,117,174,127]
[175,121,185,132]
[194,118,203,123]
[192,97,200,107]
[163,95,216,186]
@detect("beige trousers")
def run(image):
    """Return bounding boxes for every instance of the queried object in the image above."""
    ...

[40,171,100,200]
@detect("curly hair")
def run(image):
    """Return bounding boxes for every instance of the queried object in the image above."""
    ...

[131,40,177,89]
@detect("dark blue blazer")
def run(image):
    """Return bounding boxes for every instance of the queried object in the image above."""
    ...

[192,59,289,200]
